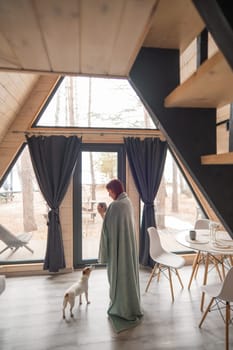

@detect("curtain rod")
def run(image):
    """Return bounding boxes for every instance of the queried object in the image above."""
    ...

[12,129,164,139]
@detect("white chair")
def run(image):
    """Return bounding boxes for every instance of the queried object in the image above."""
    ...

[199,266,233,350]
[145,226,185,302]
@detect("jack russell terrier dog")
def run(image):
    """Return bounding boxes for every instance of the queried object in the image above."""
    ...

[62,265,94,319]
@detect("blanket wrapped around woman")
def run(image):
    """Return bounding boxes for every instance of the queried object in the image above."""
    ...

[98,192,143,333]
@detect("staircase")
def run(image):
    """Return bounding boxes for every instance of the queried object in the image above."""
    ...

[129,0,233,236]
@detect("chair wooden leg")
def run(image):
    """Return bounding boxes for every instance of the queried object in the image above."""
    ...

[199,298,230,350]
[168,267,174,303]
[221,255,226,279]
[225,302,230,350]
[157,264,161,282]
[145,264,157,292]
[175,269,184,289]
[201,253,210,312]
[194,252,203,279]
[199,297,215,328]
[188,251,201,289]
[213,258,222,281]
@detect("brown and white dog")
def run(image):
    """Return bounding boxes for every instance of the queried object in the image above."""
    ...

[62,266,93,319]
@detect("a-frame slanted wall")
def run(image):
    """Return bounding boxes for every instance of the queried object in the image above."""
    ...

[129,47,233,237]
[0,74,60,182]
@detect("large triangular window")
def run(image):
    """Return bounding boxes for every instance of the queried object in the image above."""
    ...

[0,76,205,265]
[35,76,155,129]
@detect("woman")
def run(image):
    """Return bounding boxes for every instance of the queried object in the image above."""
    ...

[98,179,143,333]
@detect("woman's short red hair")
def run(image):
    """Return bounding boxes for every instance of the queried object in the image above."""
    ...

[106,179,125,198]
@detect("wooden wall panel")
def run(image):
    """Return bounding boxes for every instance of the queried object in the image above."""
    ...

[208,33,219,58]
[216,104,230,154]
[217,124,229,154]
[180,39,196,83]
[126,158,140,250]
[216,104,230,123]
[0,74,60,181]
[0,73,38,142]
[60,180,73,270]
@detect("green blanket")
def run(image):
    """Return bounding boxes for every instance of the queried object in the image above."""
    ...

[99,192,143,333]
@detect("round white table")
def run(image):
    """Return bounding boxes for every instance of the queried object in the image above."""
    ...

[176,229,233,254]
[176,229,233,311]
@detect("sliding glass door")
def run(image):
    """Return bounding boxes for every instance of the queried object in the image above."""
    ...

[73,144,125,267]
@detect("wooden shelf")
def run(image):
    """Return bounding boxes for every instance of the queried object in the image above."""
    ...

[201,152,233,165]
[165,51,233,108]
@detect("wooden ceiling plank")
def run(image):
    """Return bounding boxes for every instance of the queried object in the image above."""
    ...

[80,0,126,76]
[109,0,158,76]
[0,32,19,69]
[164,51,233,108]
[0,0,203,76]
[0,0,50,71]
[33,0,80,73]
[143,0,205,52]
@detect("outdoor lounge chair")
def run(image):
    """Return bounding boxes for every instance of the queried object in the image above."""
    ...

[0,224,34,254]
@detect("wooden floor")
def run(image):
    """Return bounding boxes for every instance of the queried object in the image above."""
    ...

[0,265,232,350]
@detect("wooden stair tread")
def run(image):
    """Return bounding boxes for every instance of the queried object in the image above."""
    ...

[144,0,204,52]
[165,51,233,108]
[201,152,233,165]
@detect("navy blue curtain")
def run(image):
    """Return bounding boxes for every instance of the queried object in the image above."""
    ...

[26,135,81,272]
[124,137,167,266]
